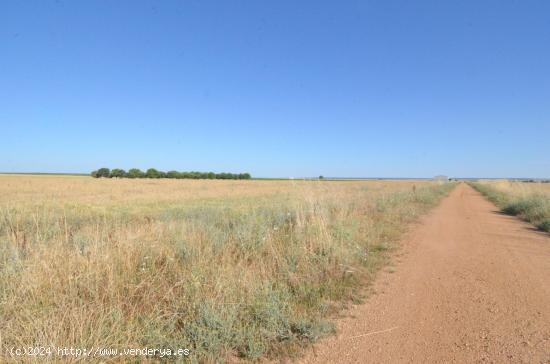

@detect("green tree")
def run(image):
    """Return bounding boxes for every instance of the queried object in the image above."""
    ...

[110,169,126,178]
[96,168,110,178]
[166,170,181,179]
[146,168,160,178]
[127,168,145,178]
[92,168,250,180]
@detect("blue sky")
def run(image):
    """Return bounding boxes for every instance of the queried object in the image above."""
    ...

[1,0,549,178]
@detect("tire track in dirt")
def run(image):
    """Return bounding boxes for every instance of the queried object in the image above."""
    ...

[300,183,550,363]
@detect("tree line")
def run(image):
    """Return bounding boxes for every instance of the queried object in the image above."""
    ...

[91,168,251,180]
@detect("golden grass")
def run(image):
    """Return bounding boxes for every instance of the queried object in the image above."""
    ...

[0,175,455,362]
[478,179,550,197]
[471,180,550,232]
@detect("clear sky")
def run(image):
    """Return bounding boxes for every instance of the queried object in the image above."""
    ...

[2,0,549,178]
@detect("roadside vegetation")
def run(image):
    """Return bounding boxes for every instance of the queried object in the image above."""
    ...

[0,176,455,362]
[91,167,251,180]
[470,180,550,232]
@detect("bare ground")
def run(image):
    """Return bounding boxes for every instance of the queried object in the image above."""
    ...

[300,183,550,363]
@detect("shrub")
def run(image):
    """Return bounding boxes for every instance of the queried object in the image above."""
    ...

[537,220,550,232]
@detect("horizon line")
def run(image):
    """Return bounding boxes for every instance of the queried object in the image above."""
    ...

[0,172,549,181]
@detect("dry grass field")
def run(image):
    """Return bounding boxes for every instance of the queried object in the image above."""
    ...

[0,175,455,362]
[471,180,550,232]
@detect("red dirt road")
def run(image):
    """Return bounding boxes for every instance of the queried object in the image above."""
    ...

[301,183,550,363]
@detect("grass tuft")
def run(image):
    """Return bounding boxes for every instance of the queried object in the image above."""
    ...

[537,219,550,232]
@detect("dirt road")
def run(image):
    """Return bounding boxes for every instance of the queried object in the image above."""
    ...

[301,183,550,363]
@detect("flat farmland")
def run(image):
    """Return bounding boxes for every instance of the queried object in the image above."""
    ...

[0,175,453,362]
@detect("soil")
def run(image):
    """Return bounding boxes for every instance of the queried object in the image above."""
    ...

[299,183,550,363]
